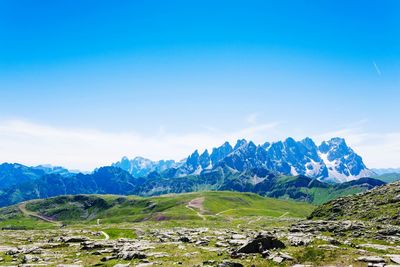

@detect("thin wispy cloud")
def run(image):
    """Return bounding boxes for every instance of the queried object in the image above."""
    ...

[246,113,259,124]
[0,119,279,171]
[0,119,398,170]
[373,61,382,76]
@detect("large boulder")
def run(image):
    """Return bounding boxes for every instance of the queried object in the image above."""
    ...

[234,233,285,254]
[61,236,89,243]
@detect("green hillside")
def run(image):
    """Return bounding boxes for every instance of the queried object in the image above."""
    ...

[309,181,400,225]
[0,191,314,229]
[260,175,383,205]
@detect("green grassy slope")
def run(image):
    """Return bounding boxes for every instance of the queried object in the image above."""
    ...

[259,175,379,205]
[0,191,315,227]
[0,206,56,230]
[309,181,400,225]
[307,186,365,205]
[201,191,313,217]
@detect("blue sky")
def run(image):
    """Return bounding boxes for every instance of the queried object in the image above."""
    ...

[0,1,399,170]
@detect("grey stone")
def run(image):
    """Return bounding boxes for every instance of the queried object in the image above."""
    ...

[217,261,243,267]
[272,256,284,263]
[234,234,285,254]
[61,236,89,243]
[357,256,386,263]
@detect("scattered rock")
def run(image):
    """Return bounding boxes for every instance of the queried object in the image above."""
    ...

[228,239,247,246]
[231,234,246,240]
[279,252,294,260]
[261,250,270,258]
[318,244,340,250]
[61,236,89,243]
[22,254,40,263]
[80,241,113,250]
[359,243,395,251]
[135,263,153,267]
[118,251,146,260]
[272,256,284,263]
[288,233,312,246]
[179,236,190,243]
[217,261,243,267]
[357,256,386,263]
[215,242,229,247]
[234,233,285,254]
[386,255,400,264]
[101,255,117,262]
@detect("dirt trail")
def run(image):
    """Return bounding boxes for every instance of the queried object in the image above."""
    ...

[186,197,206,221]
[18,203,63,226]
[279,212,289,218]
[247,216,262,225]
[216,208,235,216]
[100,231,110,240]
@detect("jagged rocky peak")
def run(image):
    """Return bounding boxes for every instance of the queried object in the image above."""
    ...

[113,137,373,183]
[199,149,211,169]
[183,149,212,172]
[186,149,200,169]
[284,137,297,146]
[319,137,348,157]
[234,139,248,150]
[247,140,257,150]
[301,137,317,150]
[210,141,233,165]
[261,142,271,149]
[317,137,374,182]
[112,156,176,178]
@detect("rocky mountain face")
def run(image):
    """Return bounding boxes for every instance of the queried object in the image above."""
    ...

[0,163,384,207]
[0,163,73,190]
[112,157,175,178]
[0,166,137,207]
[114,137,374,183]
[309,180,400,225]
[0,137,378,207]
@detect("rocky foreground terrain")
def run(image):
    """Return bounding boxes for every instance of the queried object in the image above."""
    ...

[2,214,400,266]
[1,184,400,266]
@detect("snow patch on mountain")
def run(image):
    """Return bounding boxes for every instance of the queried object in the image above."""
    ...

[114,137,374,183]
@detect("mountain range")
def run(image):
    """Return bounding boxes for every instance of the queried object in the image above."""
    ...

[371,168,400,175]
[114,137,374,183]
[0,163,384,207]
[0,137,386,208]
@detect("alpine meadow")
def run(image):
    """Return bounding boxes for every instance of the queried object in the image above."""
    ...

[0,1,399,267]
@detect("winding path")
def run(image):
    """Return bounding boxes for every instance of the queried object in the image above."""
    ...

[279,212,289,218]
[18,203,63,226]
[186,197,206,221]
[19,202,111,241]
[100,231,110,240]
[216,208,235,216]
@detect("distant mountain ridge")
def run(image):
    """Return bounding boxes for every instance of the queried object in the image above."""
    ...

[0,164,384,207]
[114,137,374,183]
[0,163,73,190]
[371,168,400,175]
[0,137,381,208]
